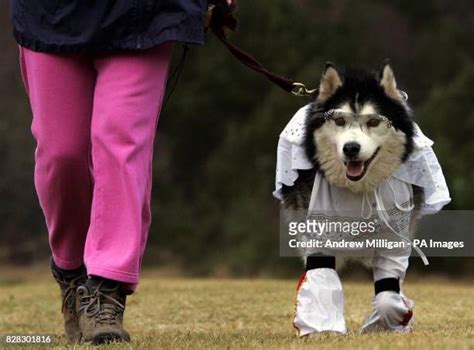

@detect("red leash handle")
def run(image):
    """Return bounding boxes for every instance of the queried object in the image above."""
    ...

[207,1,318,97]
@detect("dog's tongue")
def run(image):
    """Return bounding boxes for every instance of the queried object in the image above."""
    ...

[346,161,364,177]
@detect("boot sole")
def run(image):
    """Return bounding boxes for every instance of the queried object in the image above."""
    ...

[91,332,130,345]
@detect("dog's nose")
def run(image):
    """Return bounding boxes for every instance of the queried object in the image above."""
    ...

[343,142,361,157]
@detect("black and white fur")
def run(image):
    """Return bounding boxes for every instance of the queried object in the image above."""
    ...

[286,63,427,335]
[281,61,425,273]
[282,61,420,210]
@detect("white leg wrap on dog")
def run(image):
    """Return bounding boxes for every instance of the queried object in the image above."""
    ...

[293,268,347,336]
[361,291,414,333]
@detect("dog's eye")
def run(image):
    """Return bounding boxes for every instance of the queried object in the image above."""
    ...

[367,118,381,128]
[334,117,346,127]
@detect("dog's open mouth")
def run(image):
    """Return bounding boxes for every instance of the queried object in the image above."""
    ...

[344,148,380,181]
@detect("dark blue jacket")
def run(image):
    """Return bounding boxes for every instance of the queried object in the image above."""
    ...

[10,0,207,53]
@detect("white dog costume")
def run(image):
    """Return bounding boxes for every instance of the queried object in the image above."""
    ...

[274,105,451,335]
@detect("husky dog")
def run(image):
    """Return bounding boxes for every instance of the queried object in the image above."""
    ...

[283,61,417,205]
[281,62,423,335]
[277,62,450,335]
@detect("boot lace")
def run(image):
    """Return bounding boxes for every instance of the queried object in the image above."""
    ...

[81,281,125,325]
[52,270,86,313]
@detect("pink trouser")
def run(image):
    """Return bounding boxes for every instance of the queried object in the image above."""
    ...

[19,43,173,290]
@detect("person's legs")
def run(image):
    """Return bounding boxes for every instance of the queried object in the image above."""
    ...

[19,47,96,270]
[84,42,173,289]
[19,46,96,343]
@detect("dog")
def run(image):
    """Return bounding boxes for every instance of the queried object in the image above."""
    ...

[278,61,426,335]
[283,61,418,201]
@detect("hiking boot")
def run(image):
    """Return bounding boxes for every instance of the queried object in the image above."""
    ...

[76,277,130,344]
[50,258,87,343]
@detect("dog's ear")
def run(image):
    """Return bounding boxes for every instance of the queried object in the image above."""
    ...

[379,60,402,100]
[316,62,343,104]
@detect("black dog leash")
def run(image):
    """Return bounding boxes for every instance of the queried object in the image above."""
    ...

[207,1,318,98]
[163,3,408,114]
[162,1,317,113]
[162,44,189,112]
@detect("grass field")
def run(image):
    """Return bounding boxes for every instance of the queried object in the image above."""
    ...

[0,269,472,349]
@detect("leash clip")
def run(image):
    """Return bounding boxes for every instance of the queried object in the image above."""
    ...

[291,82,318,97]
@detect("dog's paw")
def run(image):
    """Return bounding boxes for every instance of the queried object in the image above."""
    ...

[293,268,347,336]
[360,291,414,333]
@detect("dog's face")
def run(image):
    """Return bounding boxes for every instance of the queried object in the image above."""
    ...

[304,62,415,192]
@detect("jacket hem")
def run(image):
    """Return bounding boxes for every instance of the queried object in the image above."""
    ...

[13,26,204,54]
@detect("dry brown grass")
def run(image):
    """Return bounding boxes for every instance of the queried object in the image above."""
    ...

[0,269,472,349]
